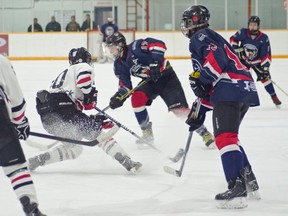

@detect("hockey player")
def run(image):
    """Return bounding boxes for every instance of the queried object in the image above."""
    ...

[28,47,142,174]
[98,17,119,63]
[181,5,261,208]
[0,55,46,216]
[230,16,282,107]
[105,32,215,148]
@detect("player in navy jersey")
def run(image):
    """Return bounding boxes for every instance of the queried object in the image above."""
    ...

[105,32,215,149]
[230,16,282,107]
[28,47,142,174]
[0,55,46,216]
[181,5,261,208]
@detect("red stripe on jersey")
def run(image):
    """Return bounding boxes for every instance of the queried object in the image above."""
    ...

[147,42,167,51]
[13,112,25,122]
[201,98,212,107]
[204,50,222,75]
[226,72,253,81]
[215,132,239,150]
[261,55,271,65]
[77,76,91,85]
[11,174,30,184]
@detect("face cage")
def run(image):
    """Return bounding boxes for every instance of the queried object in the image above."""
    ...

[181,19,196,38]
[106,44,124,59]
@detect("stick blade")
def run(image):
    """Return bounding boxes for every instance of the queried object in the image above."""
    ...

[163,166,181,177]
[169,148,184,163]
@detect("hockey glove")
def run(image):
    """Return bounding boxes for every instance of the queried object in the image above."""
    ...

[186,101,206,132]
[149,61,162,82]
[90,114,114,129]
[14,117,30,140]
[189,72,211,98]
[109,88,128,109]
[255,66,271,81]
[234,47,247,62]
[83,87,98,110]
[130,64,150,79]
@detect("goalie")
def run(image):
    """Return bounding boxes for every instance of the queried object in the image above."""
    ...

[28,47,142,174]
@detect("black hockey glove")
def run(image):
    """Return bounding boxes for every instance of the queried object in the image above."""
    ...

[186,101,206,132]
[149,61,162,82]
[109,91,127,109]
[14,117,30,140]
[130,64,149,79]
[255,66,271,81]
[189,72,211,98]
[83,87,98,110]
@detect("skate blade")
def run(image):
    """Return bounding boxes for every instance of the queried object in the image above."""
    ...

[129,163,143,174]
[216,197,248,209]
[247,190,261,200]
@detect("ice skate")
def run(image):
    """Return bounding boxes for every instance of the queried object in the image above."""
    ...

[215,177,248,209]
[271,95,281,108]
[201,131,216,149]
[20,196,46,216]
[136,122,154,149]
[240,166,261,200]
[28,152,50,171]
[115,153,142,174]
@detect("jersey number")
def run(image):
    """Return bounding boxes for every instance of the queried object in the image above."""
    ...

[51,69,68,89]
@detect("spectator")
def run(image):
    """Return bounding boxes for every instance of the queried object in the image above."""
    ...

[66,15,80,32]
[45,16,61,32]
[81,14,97,32]
[27,18,43,32]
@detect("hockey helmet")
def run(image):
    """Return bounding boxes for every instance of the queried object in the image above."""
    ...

[105,32,126,59]
[181,5,210,38]
[248,16,260,35]
[68,47,92,65]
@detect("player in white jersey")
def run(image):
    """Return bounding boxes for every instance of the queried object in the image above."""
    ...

[0,55,46,216]
[28,47,142,173]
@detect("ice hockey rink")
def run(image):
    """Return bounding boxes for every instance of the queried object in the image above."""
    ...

[0,59,287,216]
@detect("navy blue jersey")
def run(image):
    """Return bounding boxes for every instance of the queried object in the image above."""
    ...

[230,28,271,67]
[114,38,168,91]
[189,28,260,106]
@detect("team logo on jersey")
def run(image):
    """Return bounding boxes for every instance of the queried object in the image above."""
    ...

[141,41,148,50]
[192,58,203,72]
[198,33,207,41]
[243,44,258,60]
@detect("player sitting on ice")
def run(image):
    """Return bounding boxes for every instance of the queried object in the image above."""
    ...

[105,32,215,149]
[28,47,142,174]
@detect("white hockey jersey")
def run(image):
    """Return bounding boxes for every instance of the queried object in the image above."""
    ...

[49,62,95,110]
[0,55,26,124]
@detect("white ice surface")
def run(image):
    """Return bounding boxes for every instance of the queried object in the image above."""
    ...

[0,59,287,216]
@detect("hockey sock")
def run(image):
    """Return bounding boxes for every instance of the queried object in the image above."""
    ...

[3,163,38,203]
[221,150,244,182]
[262,80,276,96]
[239,145,250,168]
[44,144,83,165]
[98,138,129,159]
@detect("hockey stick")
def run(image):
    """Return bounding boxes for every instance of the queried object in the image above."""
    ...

[271,80,288,97]
[252,66,288,96]
[163,98,201,177]
[29,125,119,147]
[95,106,184,162]
[101,79,151,112]
[25,139,59,151]
[163,131,193,177]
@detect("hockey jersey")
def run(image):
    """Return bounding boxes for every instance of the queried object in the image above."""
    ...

[113,38,168,91]
[189,28,260,107]
[0,55,26,124]
[49,63,95,110]
[230,28,271,67]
